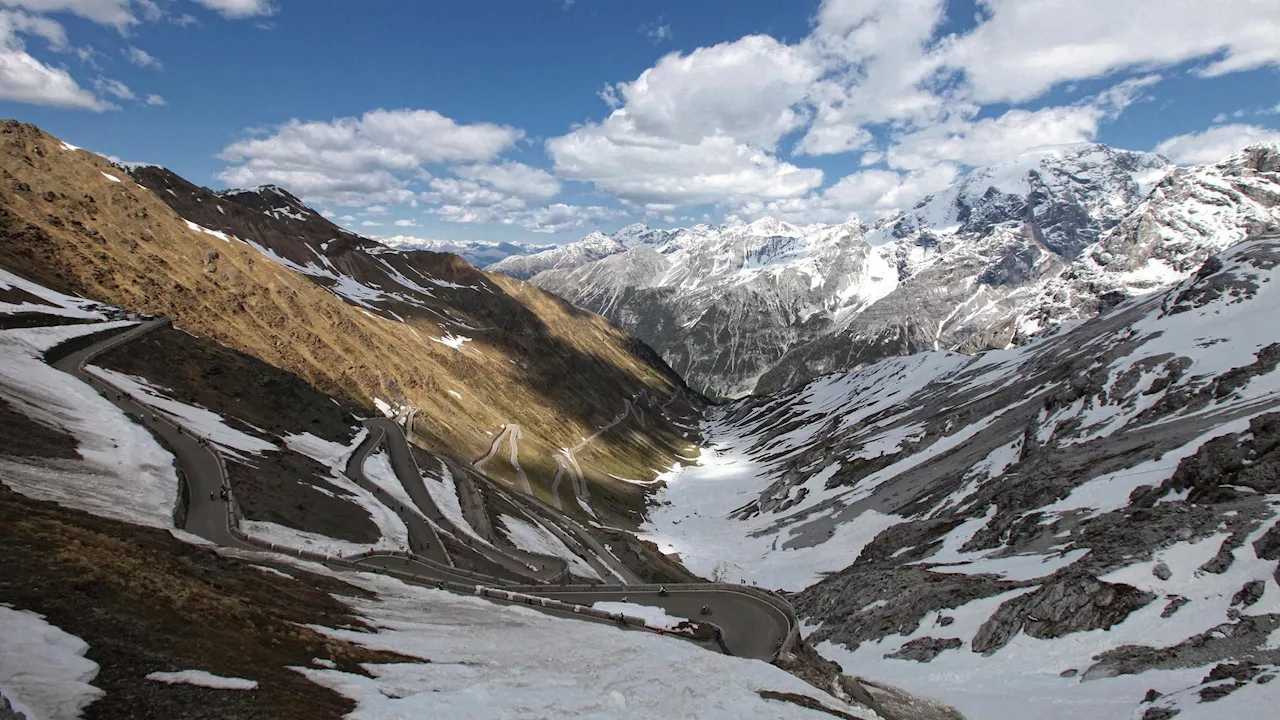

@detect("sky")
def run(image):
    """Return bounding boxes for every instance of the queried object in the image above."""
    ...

[1,0,1278,245]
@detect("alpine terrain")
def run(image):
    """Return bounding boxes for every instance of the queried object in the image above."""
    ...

[640,147,1280,720]
[516,144,1280,400]
[0,120,950,720]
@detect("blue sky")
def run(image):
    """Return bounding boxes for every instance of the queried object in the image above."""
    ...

[1,0,1278,245]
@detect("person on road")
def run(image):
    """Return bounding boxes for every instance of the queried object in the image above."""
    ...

[701,604,712,615]
[209,490,215,501]
[658,586,668,596]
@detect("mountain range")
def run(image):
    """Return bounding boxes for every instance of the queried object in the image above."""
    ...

[4,117,1280,720]
[493,143,1280,400]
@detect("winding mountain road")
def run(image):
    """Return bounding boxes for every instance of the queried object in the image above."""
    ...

[55,319,253,550]
[52,319,796,662]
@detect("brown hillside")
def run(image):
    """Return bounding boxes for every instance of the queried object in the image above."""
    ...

[0,120,696,522]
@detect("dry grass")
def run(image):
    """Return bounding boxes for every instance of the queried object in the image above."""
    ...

[0,120,692,517]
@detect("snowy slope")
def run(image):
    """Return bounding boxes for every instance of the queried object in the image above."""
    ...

[0,605,102,719]
[485,227,673,280]
[290,567,879,720]
[642,233,1280,719]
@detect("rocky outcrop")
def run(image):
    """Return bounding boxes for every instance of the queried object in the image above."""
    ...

[884,637,963,662]
[971,575,1154,654]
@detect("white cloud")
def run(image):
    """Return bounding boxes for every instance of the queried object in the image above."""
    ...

[393,218,417,227]
[144,92,164,105]
[217,109,523,207]
[124,45,159,68]
[190,0,274,19]
[518,203,621,234]
[361,220,382,227]
[91,75,132,100]
[883,76,1158,171]
[0,10,116,110]
[941,0,1280,104]
[547,114,822,207]
[609,35,817,150]
[887,105,1103,171]
[424,178,524,211]
[1154,124,1280,165]
[797,0,949,155]
[0,0,138,29]
[452,161,560,200]
[364,204,389,215]
[738,163,958,224]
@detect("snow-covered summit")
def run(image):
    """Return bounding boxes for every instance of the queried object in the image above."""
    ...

[528,143,1276,399]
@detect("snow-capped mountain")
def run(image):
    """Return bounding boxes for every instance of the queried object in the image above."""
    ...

[759,143,1280,394]
[486,225,675,280]
[518,143,1280,399]
[642,232,1280,719]
[378,236,556,267]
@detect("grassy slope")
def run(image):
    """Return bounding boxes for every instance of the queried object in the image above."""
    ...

[0,120,691,520]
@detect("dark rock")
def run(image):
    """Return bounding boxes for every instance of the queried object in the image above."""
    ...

[1059,668,1078,678]
[1142,688,1163,703]
[1160,595,1190,618]
[1152,562,1172,581]
[885,637,963,663]
[1141,709,1179,720]
[1230,580,1265,608]
[972,575,1155,654]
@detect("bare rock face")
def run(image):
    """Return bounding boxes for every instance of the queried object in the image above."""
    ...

[884,637,963,662]
[971,575,1155,654]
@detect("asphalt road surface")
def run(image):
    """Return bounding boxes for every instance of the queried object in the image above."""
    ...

[53,319,255,550]
[530,586,791,660]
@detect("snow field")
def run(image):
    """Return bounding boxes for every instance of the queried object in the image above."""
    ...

[146,670,258,690]
[0,322,179,529]
[0,604,102,720]
[289,570,875,720]
[497,514,601,581]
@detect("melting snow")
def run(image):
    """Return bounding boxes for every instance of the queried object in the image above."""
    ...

[287,570,867,720]
[0,605,102,720]
[99,172,121,183]
[498,514,601,580]
[146,670,258,691]
[431,333,472,350]
[0,322,178,529]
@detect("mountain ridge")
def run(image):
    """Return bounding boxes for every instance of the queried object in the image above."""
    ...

[506,142,1280,399]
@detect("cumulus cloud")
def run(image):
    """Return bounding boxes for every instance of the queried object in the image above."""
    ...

[393,218,418,227]
[452,161,560,201]
[0,0,139,29]
[217,109,524,207]
[544,34,826,209]
[549,121,823,206]
[518,203,622,234]
[144,92,164,105]
[797,0,949,155]
[190,0,275,19]
[1154,124,1280,165]
[0,10,113,110]
[942,0,1280,104]
[737,163,958,224]
[609,35,817,150]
